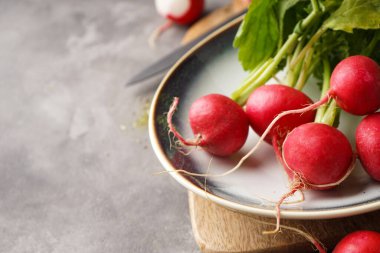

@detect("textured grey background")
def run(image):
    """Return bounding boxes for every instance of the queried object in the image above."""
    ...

[0,0,228,252]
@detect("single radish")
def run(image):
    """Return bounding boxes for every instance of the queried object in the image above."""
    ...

[264,123,355,236]
[150,0,204,47]
[155,0,204,25]
[329,55,380,115]
[167,94,249,156]
[333,230,380,253]
[282,123,354,189]
[246,84,316,144]
[356,112,380,181]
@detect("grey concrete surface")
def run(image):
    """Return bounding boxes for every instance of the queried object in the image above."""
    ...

[0,0,228,252]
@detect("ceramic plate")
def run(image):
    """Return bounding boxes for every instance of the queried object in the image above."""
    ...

[149,17,380,219]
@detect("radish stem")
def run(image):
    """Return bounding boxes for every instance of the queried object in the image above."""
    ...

[294,47,314,90]
[290,27,326,69]
[232,1,323,105]
[315,58,331,122]
[320,100,339,126]
[287,42,304,87]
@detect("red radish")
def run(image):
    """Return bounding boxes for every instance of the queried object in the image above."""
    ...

[167,94,249,157]
[356,112,380,181]
[282,123,354,189]
[150,0,204,47]
[246,84,316,144]
[333,230,380,253]
[155,0,204,25]
[329,55,380,115]
[264,123,355,236]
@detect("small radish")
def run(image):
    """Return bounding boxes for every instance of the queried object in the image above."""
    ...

[329,55,380,115]
[356,112,380,181]
[150,0,204,47]
[333,230,380,253]
[264,123,355,236]
[246,84,316,144]
[155,0,204,25]
[167,94,249,156]
[282,123,354,189]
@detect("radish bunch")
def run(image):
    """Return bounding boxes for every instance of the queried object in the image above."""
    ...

[167,56,379,182]
[241,56,378,191]
[161,0,380,251]
[165,55,379,252]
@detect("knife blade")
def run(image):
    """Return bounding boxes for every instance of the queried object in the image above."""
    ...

[126,9,246,86]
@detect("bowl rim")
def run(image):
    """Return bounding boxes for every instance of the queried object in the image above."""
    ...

[148,15,380,219]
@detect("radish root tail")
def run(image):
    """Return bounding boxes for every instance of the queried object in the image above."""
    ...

[257,219,326,253]
[263,179,304,235]
[167,97,202,146]
[203,156,213,201]
[274,223,327,253]
[272,134,286,168]
[148,20,174,49]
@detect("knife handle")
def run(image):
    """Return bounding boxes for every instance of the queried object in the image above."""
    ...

[182,0,249,44]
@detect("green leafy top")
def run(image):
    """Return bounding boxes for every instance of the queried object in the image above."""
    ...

[231,0,380,113]
[233,0,279,71]
[234,0,380,73]
[323,0,380,32]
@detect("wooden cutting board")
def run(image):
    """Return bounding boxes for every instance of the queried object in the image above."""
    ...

[189,191,380,252]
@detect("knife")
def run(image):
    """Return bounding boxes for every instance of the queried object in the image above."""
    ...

[126,9,247,86]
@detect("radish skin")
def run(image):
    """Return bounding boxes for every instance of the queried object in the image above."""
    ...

[356,112,380,181]
[263,123,355,236]
[167,94,249,157]
[150,0,204,47]
[246,84,316,144]
[155,0,204,25]
[282,123,354,188]
[329,56,380,116]
[333,230,380,253]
